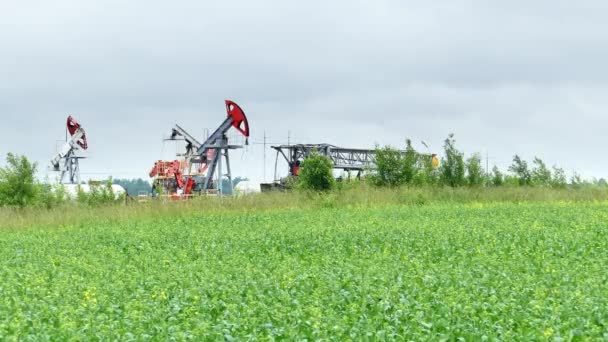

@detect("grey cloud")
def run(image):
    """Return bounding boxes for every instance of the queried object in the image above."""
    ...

[1,0,608,183]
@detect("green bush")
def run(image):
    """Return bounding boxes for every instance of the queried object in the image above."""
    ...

[36,183,67,209]
[531,157,552,186]
[298,152,335,191]
[466,153,484,186]
[75,179,123,206]
[491,166,504,186]
[0,153,38,208]
[439,134,466,187]
[508,155,532,186]
[371,146,405,187]
[551,166,567,189]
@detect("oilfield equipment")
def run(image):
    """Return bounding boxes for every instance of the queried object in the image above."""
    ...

[43,101,440,199]
[261,143,439,191]
[149,100,250,199]
[49,116,88,184]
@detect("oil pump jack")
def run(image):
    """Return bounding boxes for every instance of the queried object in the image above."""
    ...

[150,100,250,198]
[49,116,88,184]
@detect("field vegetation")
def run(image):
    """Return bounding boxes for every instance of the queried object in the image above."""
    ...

[1,196,608,339]
[1,134,608,339]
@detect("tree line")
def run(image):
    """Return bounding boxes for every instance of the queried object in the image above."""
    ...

[297,134,607,191]
[0,153,125,208]
[371,134,606,188]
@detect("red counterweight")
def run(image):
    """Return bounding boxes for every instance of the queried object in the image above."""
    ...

[67,116,88,150]
[225,100,250,140]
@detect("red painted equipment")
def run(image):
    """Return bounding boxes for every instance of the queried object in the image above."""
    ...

[225,100,250,140]
[67,116,88,150]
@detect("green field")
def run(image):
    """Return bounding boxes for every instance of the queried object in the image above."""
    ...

[1,199,608,340]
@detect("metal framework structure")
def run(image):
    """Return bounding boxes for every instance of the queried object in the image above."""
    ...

[271,144,375,179]
[270,143,434,181]
[49,116,88,184]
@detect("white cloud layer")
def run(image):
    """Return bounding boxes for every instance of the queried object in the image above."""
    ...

[1,0,607,183]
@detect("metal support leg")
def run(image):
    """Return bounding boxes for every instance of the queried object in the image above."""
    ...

[217,147,223,196]
[224,148,233,194]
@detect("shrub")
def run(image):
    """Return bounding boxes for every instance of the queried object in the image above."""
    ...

[440,134,466,187]
[0,153,38,207]
[491,166,504,186]
[466,153,484,186]
[36,183,67,209]
[298,152,335,191]
[371,146,405,187]
[508,155,532,186]
[402,139,418,184]
[531,157,552,186]
[551,166,567,189]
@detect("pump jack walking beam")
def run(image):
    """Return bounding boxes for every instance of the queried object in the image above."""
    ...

[196,100,249,192]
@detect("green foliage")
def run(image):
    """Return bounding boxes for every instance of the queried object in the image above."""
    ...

[508,155,532,186]
[551,166,567,189]
[76,180,122,206]
[371,145,405,187]
[439,134,466,187]
[491,166,504,186]
[465,153,484,186]
[36,183,67,209]
[2,202,608,339]
[372,141,438,187]
[412,155,438,186]
[402,139,418,184]
[297,152,335,191]
[531,157,552,186]
[0,153,38,207]
[570,172,586,189]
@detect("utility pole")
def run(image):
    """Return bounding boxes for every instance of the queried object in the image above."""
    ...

[486,151,489,187]
[486,151,489,176]
[263,130,267,181]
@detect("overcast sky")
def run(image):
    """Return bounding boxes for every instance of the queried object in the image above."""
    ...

[1,0,607,184]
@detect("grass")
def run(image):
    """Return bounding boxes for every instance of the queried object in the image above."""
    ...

[2,185,608,230]
[1,188,608,339]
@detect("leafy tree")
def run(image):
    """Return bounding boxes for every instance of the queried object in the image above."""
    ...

[298,152,335,191]
[402,139,418,184]
[439,134,466,187]
[597,178,608,188]
[466,153,484,186]
[0,153,38,207]
[531,157,552,186]
[413,154,439,186]
[372,146,405,187]
[491,166,504,186]
[508,155,531,186]
[570,172,585,188]
[551,166,567,188]
[36,183,67,209]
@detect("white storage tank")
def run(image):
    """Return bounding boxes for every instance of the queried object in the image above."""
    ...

[233,181,261,196]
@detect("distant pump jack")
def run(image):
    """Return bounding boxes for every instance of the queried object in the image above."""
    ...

[49,116,88,184]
